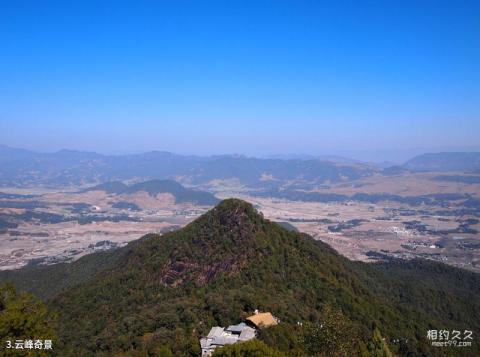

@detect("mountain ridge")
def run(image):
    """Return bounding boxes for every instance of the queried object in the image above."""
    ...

[0,145,376,187]
[3,144,480,188]
[83,179,219,205]
[403,152,480,172]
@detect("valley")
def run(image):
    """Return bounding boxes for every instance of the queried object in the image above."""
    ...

[0,181,215,270]
[228,171,480,272]
[0,168,479,273]
[236,195,480,272]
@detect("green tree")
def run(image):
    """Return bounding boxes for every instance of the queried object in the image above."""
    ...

[157,346,173,357]
[362,328,393,357]
[303,304,357,356]
[212,339,286,357]
[0,283,57,356]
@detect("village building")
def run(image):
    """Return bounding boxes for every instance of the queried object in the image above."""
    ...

[199,311,278,357]
[245,312,278,329]
[200,322,256,357]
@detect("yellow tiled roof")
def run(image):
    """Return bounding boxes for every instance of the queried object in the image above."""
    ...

[245,312,277,328]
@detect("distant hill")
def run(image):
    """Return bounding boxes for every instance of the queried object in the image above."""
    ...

[0,146,104,187]
[85,179,219,205]
[266,153,364,164]
[432,175,480,184]
[84,181,128,194]
[0,199,478,356]
[0,145,376,188]
[381,165,410,176]
[403,152,480,172]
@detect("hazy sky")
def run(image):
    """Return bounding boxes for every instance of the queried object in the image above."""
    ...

[0,1,479,162]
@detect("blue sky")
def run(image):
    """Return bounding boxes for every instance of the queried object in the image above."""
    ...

[0,0,479,162]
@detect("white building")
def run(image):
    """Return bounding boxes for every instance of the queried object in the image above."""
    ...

[200,322,256,357]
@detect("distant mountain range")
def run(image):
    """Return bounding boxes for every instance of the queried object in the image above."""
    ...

[1,145,479,188]
[0,145,374,187]
[402,152,480,172]
[1,199,478,355]
[85,179,219,205]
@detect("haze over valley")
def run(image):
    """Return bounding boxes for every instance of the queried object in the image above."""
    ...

[1,146,479,273]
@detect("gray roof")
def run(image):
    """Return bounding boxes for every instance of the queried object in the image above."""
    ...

[202,323,256,351]
[199,338,210,349]
[211,336,238,346]
[207,327,224,338]
[226,322,248,333]
[239,328,256,341]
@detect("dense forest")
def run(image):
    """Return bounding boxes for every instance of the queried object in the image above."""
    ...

[0,199,479,356]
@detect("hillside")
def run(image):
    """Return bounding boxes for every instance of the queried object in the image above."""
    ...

[403,152,480,172]
[0,199,479,356]
[85,179,219,205]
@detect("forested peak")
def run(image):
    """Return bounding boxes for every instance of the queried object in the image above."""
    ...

[117,199,273,287]
[206,198,263,225]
